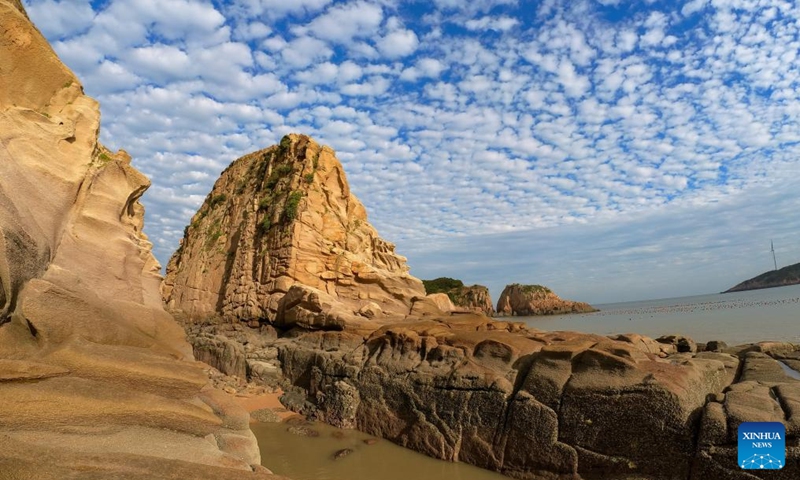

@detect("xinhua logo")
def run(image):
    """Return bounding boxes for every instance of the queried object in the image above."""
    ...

[738,422,785,470]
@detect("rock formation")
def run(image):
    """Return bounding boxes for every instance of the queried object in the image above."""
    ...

[496,283,596,316]
[164,130,799,479]
[0,3,275,478]
[192,313,800,479]
[724,261,800,292]
[163,134,425,325]
[422,277,495,316]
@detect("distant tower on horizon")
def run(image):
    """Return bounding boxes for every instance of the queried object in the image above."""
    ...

[771,240,778,271]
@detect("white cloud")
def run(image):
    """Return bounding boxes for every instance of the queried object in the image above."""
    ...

[23,0,95,39]
[227,0,333,20]
[464,16,519,32]
[298,1,383,44]
[377,29,419,58]
[22,0,800,305]
[280,36,333,68]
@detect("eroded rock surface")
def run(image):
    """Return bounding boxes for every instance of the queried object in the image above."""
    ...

[0,3,275,478]
[163,134,425,325]
[191,312,800,479]
[422,277,495,316]
[497,284,596,316]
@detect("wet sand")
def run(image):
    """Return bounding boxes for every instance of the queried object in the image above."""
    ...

[233,389,295,422]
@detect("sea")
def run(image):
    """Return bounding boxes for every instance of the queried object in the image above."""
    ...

[515,283,800,345]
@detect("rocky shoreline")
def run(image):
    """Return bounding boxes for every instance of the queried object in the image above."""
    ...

[2,4,798,479]
[163,135,799,479]
[178,311,800,480]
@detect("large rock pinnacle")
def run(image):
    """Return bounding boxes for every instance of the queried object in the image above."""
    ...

[164,134,425,326]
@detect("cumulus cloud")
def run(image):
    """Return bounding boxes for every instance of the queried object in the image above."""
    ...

[23,0,95,39]
[377,28,419,58]
[21,0,800,303]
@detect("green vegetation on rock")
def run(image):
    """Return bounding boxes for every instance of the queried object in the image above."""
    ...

[265,164,293,190]
[284,191,303,222]
[520,284,551,294]
[208,194,227,209]
[422,277,465,295]
[259,216,271,232]
[725,261,800,292]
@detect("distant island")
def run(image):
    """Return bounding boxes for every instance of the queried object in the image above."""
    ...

[724,261,800,292]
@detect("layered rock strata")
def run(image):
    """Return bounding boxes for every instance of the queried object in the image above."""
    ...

[497,283,596,316]
[163,134,425,325]
[0,3,275,477]
[189,315,800,479]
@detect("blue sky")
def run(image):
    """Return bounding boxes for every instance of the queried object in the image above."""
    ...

[24,0,800,304]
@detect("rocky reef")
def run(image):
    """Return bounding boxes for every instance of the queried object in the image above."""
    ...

[184,314,800,479]
[423,277,495,316]
[163,134,425,326]
[497,283,596,316]
[0,3,277,478]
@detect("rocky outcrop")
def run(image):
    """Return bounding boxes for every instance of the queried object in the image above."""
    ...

[0,3,274,477]
[451,284,495,315]
[724,261,800,292]
[163,134,425,326]
[496,283,596,316]
[422,277,495,316]
[192,311,800,479]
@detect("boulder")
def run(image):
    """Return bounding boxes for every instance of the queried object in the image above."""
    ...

[275,285,378,333]
[426,293,455,313]
[656,334,697,353]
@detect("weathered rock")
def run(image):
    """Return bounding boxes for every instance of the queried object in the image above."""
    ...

[332,448,354,460]
[496,283,596,316]
[357,301,382,319]
[287,425,320,437]
[0,3,271,477]
[250,408,282,423]
[275,284,378,334]
[451,284,495,316]
[705,340,728,352]
[422,278,495,316]
[163,134,425,324]
[270,318,759,479]
[427,293,456,313]
[657,334,698,353]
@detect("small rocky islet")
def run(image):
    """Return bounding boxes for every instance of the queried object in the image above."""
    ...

[1,2,798,480]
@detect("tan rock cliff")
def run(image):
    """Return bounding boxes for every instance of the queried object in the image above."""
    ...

[0,3,274,477]
[496,283,596,316]
[421,277,495,316]
[163,134,425,325]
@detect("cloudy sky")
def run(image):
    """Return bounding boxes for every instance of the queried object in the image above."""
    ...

[24,0,800,304]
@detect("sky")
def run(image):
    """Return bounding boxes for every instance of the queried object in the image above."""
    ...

[23,0,800,304]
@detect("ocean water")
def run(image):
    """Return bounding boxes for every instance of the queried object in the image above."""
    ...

[515,284,800,345]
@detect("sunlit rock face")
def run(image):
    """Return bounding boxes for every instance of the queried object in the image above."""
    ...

[496,283,596,316]
[163,134,425,327]
[0,3,274,477]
